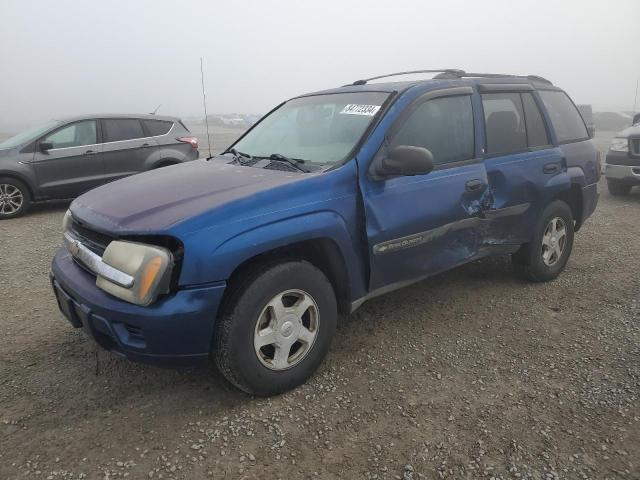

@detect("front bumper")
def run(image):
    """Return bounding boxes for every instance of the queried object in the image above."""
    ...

[51,248,226,367]
[604,163,640,185]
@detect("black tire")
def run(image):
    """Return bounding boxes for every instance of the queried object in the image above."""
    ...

[153,161,179,169]
[214,260,337,396]
[516,200,575,282]
[607,179,631,196]
[0,177,31,219]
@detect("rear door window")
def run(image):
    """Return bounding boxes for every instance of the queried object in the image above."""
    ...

[481,93,527,155]
[538,90,588,143]
[42,120,97,149]
[143,119,173,136]
[103,119,145,142]
[390,94,475,166]
[521,93,550,148]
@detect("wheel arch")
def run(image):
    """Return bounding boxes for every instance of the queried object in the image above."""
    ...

[221,237,352,317]
[0,171,35,200]
[553,183,584,231]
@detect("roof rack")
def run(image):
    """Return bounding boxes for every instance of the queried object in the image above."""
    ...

[350,69,553,86]
[350,69,465,86]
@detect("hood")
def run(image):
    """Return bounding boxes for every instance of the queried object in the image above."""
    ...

[618,124,640,138]
[70,159,307,233]
[0,147,17,158]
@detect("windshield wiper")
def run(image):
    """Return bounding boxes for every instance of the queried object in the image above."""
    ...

[264,153,310,173]
[223,148,253,165]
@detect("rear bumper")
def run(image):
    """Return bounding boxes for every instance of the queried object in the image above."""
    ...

[579,182,599,228]
[604,163,640,185]
[51,248,226,367]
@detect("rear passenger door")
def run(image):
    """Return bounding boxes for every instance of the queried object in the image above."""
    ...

[100,118,159,181]
[481,87,569,244]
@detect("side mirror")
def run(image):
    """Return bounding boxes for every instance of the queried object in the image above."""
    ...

[587,125,596,139]
[633,113,640,126]
[374,145,434,179]
[39,141,53,152]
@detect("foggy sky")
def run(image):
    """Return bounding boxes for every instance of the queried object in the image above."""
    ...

[1,0,638,130]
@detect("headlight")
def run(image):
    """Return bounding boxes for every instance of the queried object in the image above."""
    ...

[96,240,173,306]
[62,209,73,232]
[610,137,629,152]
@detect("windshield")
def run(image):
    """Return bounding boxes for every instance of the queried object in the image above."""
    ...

[232,92,389,164]
[0,120,61,150]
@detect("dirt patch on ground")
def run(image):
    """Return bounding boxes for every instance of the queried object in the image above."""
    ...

[1,179,639,480]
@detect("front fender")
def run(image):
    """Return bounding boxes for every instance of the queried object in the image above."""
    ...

[180,210,367,300]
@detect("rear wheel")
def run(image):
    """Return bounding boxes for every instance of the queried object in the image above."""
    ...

[515,200,575,282]
[607,179,631,196]
[0,177,31,219]
[214,260,337,396]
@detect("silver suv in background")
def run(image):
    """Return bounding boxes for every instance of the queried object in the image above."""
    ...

[0,114,199,218]
[604,113,640,196]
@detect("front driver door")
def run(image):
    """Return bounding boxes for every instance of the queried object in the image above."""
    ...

[33,120,104,199]
[361,87,489,291]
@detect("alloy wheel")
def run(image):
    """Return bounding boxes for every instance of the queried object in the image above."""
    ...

[0,184,23,216]
[541,217,567,266]
[254,289,319,370]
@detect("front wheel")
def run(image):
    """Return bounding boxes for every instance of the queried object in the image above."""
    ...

[0,177,31,219]
[515,200,575,282]
[607,179,631,196]
[214,261,337,396]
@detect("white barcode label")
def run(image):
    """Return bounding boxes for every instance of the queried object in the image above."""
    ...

[340,104,381,116]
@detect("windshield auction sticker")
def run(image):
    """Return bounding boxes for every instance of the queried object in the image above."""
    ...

[340,104,381,116]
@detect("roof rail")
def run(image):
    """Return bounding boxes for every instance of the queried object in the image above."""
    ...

[460,72,553,85]
[350,69,553,86]
[350,69,466,86]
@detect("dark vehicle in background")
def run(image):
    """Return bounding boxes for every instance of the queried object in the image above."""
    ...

[51,70,599,396]
[0,114,199,218]
[604,113,640,195]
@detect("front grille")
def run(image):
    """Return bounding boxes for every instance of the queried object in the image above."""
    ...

[631,138,640,157]
[70,219,113,255]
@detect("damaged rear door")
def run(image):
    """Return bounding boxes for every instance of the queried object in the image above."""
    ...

[361,87,490,291]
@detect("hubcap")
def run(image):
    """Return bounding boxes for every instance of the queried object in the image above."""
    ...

[254,289,319,371]
[541,217,567,266]
[0,184,23,215]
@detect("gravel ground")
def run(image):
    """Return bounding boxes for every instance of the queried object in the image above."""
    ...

[1,151,639,479]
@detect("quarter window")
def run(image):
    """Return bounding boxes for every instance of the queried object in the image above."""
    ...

[521,93,550,148]
[42,120,97,149]
[143,119,173,136]
[538,90,588,143]
[481,93,527,155]
[390,95,474,166]
[103,119,145,142]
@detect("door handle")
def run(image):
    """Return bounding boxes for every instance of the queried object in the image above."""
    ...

[465,179,485,192]
[85,149,97,155]
[141,143,150,148]
[543,162,560,174]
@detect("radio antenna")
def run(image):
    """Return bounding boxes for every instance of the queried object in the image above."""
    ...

[634,78,639,116]
[149,104,162,115]
[200,57,213,158]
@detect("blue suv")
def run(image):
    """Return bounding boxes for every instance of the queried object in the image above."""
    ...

[51,70,600,395]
